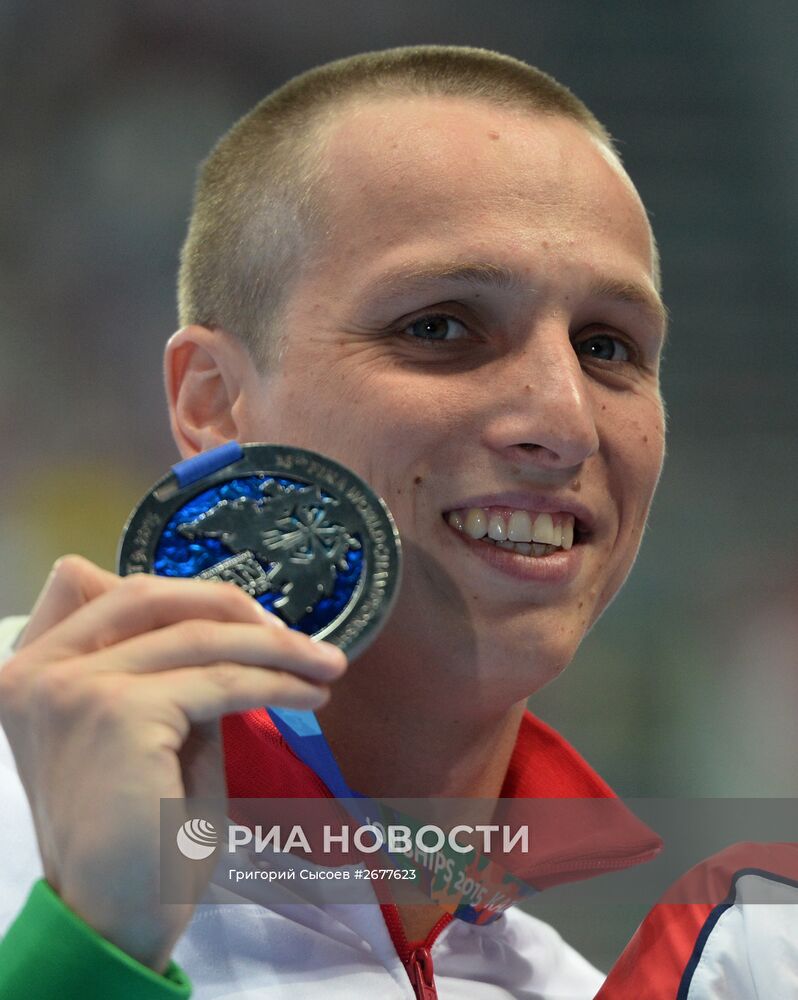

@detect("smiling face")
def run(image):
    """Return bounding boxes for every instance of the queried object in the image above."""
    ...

[231,94,667,704]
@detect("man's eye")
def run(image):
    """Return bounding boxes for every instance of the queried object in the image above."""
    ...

[574,332,630,362]
[402,315,468,341]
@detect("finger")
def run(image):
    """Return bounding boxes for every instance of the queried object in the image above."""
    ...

[82,619,347,682]
[147,664,334,719]
[25,574,284,662]
[20,556,121,648]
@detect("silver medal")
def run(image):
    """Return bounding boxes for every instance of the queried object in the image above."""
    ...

[118,444,401,659]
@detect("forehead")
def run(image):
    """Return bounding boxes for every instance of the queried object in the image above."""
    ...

[307,94,654,277]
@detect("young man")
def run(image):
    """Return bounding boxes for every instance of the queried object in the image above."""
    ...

[3,45,768,999]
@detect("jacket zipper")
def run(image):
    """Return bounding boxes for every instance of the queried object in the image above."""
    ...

[250,716,446,998]
[406,946,438,1000]
[381,904,453,1000]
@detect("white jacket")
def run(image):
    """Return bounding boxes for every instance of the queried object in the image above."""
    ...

[1,614,796,999]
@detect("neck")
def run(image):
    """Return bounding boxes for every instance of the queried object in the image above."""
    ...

[315,647,527,799]
[314,639,529,944]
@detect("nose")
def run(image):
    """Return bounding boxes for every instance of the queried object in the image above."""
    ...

[481,321,600,472]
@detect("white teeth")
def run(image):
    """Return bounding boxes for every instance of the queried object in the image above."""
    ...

[507,510,533,542]
[488,513,507,541]
[447,511,464,531]
[464,508,487,539]
[531,513,555,545]
[449,507,578,554]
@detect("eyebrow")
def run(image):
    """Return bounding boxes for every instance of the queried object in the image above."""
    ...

[366,260,668,331]
[370,261,526,296]
[587,276,669,330]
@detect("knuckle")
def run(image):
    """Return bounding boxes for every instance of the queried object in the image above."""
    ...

[0,657,141,731]
[175,619,217,651]
[217,582,258,616]
[196,579,262,623]
[118,573,182,616]
[28,664,87,717]
[207,663,243,692]
[51,553,92,582]
[275,670,327,701]
[262,610,287,630]
[37,660,81,695]
[119,572,158,600]
[269,627,310,655]
[0,651,63,716]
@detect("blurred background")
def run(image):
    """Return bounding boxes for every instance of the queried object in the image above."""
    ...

[2,0,796,971]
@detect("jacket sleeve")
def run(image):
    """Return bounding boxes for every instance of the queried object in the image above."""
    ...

[0,880,191,999]
[596,842,798,999]
[0,615,27,663]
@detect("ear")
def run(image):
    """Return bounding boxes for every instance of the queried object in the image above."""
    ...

[165,325,256,458]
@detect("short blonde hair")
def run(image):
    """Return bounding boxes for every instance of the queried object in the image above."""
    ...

[178,46,615,368]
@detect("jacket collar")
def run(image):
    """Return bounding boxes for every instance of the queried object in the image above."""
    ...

[223,707,612,800]
[222,707,661,892]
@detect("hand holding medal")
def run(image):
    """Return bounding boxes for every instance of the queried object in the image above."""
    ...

[1,443,400,970]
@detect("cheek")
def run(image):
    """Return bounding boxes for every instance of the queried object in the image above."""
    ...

[610,391,666,519]
[588,393,665,623]
[247,367,450,501]
[638,395,666,489]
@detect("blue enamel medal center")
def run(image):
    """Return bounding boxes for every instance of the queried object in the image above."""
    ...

[154,474,364,634]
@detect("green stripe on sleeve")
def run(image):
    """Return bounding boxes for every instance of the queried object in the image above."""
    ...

[0,880,191,999]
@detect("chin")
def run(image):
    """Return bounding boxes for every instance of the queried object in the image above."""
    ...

[472,629,580,702]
